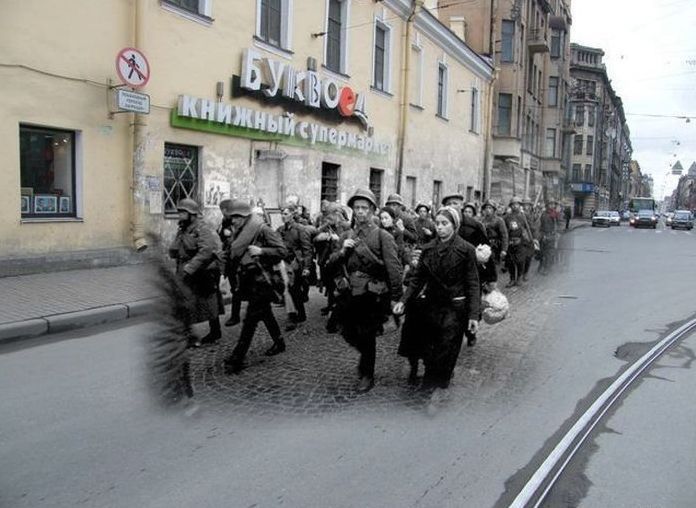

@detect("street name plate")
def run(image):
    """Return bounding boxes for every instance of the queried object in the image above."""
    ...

[116,89,150,114]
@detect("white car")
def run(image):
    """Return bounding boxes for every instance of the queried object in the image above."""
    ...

[609,211,621,226]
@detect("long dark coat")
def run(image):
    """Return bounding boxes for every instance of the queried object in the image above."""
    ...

[398,235,480,388]
[169,218,224,323]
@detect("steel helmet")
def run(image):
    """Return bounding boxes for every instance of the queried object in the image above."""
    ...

[227,198,252,217]
[441,193,465,205]
[510,196,522,205]
[347,188,378,209]
[482,199,497,211]
[176,198,200,215]
[385,193,405,207]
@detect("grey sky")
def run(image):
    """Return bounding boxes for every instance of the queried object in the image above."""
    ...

[571,0,696,200]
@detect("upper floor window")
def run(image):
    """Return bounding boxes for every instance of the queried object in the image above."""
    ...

[548,76,559,107]
[575,104,585,125]
[586,135,594,155]
[325,0,349,74]
[437,63,449,118]
[545,128,556,157]
[574,134,583,155]
[501,20,515,63]
[161,0,213,22]
[550,30,562,58]
[497,93,512,135]
[588,105,595,127]
[257,0,293,50]
[373,21,392,93]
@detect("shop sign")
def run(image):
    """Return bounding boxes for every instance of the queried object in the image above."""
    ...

[175,95,390,156]
[240,49,368,125]
[570,183,594,193]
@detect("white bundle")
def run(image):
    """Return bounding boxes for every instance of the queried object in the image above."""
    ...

[481,289,509,325]
[475,243,492,264]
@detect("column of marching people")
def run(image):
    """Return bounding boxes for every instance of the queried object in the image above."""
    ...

[163,189,564,398]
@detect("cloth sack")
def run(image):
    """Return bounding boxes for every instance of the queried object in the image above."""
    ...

[475,244,492,264]
[481,289,509,324]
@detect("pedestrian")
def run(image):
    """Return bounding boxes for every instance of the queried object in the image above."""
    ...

[481,200,508,266]
[414,203,436,246]
[441,193,489,247]
[168,198,224,347]
[379,206,407,265]
[277,205,313,330]
[219,199,243,327]
[328,188,403,393]
[385,193,419,245]
[504,197,534,287]
[394,206,480,391]
[314,203,350,319]
[222,199,288,374]
[564,204,572,230]
[537,200,559,275]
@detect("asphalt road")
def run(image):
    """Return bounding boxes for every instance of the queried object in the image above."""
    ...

[1,222,694,508]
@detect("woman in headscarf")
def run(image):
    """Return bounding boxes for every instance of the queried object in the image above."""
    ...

[394,206,481,391]
[379,206,407,265]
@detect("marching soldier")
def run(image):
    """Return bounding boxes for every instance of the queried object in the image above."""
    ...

[504,197,534,287]
[481,200,508,266]
[537,199,559,275]
[168,198,224,347]
[328,189,403,393]
[222,199,288,374]
[385,193,419,245]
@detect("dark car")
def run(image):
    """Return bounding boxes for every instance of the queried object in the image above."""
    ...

[592,211,612,227]
[671,210,693,230]
[631,210,657,229]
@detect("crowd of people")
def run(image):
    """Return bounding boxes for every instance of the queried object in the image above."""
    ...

[161,189,568,401]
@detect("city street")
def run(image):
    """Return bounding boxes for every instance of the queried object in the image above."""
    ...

[1,224,695,507]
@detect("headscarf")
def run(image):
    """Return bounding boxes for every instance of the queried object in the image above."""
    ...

[436,206,461,233]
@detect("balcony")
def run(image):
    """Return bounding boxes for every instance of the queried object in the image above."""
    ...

[527,29,549,54]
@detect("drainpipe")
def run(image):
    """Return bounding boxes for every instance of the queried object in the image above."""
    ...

[395,1,421,194]
[131,0,148,251]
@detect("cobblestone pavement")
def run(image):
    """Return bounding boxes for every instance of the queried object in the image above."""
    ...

[0,264,160,324]
[189,261,567,419]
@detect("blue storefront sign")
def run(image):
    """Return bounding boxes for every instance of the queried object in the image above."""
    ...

[571,183,594,194]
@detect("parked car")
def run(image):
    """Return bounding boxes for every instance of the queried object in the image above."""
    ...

[592,211,612,227]
[609,211,621,226]
[671,210,694,230]
[631,209,658,229]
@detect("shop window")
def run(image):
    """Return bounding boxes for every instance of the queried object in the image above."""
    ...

[19,125,76,218]
[432,180,442,209]
[321,162,340,202]
[373,20,392,92]
[326,0,349,74]
[406,176,417,208]
[163,143,199,214]
[257,0,293,50]
[369,168,383,206]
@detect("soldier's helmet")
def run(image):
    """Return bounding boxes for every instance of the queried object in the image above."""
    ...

[482,199,497,211]
[510,196,523,206]
[176,198,200,215]
[227,199,252,217]
[348,188,378,209]
[385,193,405,207]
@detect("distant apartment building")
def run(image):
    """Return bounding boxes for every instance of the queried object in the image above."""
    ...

[439,0,573,206]
[568,43,632,216]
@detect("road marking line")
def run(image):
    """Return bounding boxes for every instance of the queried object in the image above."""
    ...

[510,316,696,508]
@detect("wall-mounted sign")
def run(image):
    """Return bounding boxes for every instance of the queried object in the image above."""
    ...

[240,49,368,126]
[115,47,150,88]
[174,95,390,158]
[115,89,150,114]
[570,183,594,194]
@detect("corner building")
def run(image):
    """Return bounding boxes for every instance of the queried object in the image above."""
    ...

[0,0,493,272]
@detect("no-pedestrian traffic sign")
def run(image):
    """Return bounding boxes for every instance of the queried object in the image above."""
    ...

[116,47,150,88]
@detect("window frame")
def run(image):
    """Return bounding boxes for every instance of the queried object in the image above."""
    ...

[369,168,384,207]
[255,0,293,52]
[501,20,515,63]
[573,134,584,156]
[548,76,559,107]
[163,142,201,216]
[432,180,442,209]
[550,29,561,58]
[324,0,350,75]
[572,163,582,181]
[586,134,594,156]
[372,18,392,94]
[545,127,557,158]
[320,162,340,203]
[497,93,513,136]
[160,0,213,24]
[19,124,79,220]
[436,62,449,119]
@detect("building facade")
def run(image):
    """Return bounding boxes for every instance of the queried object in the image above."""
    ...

[568,43,632,216]
[1,0,493,272]
[439,0,573,207]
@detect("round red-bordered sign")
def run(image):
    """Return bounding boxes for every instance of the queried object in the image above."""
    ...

[116,47,150,88]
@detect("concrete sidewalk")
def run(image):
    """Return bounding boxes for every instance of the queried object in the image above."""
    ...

[0,219,589,344]
[0,264,162,343]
